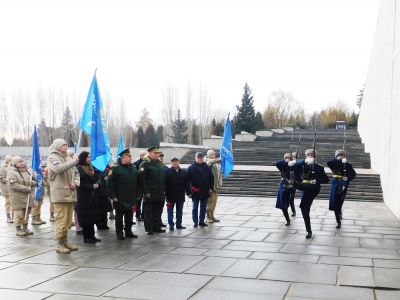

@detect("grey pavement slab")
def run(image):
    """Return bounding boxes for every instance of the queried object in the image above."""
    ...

[319,256,373,267]
[375,290,400,300]
[338,266,375,287]
[0,289,52,300]
[287,282,375,300]
[185,256,237,275]
[373,267,400,289]
[190,277,290,300]
[280,243,339,256]
[340,247,400,259]
[30,267,141,296]
[223,240,282,252]
[221,258,270,278]
[105,271,212,300]
[203,249,251,258]
[259,261,338,284]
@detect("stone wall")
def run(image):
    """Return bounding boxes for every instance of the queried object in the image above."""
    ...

[358,0,400,217]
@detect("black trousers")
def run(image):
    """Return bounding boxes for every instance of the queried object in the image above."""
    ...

[144,201,162,232]
[282,209,290,222]
[289,193,296,213]
[96,212,108,228]
[295,182,320,234]
[82,225,95,239]
[115,207,133,235]
[155,201,165,226]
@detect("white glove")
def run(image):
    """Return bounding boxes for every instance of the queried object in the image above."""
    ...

[342,158,347,163]
[288,160,295,167]
[343,177,348,181]
[311,179,317,184]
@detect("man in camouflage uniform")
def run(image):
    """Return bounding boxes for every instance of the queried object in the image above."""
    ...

[31,162,47,225]
[0,155,13,223]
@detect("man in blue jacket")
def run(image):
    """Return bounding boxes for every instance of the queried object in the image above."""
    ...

[187,152,214,227]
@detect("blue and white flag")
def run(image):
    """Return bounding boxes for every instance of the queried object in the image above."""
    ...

[116,132,125,160]
[31,125,44,200]
[220,114,234,178]
[78,72,111,171]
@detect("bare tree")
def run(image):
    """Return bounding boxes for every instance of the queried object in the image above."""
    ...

[162,85,178,142]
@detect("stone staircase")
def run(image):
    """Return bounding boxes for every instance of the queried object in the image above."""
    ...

[180,128,383,202]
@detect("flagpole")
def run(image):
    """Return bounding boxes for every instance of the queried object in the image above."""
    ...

[24,168,33,222]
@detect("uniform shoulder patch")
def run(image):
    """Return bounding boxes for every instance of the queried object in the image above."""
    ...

[139,167,145,172]
[52,160,59,165]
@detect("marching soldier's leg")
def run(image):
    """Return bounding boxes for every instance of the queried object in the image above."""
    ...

[282,209,290,226]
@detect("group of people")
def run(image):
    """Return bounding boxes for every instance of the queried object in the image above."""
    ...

[275,148,357,239]
[0,139,224,254]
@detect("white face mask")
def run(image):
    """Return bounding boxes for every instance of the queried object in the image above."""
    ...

[305,157,315,165]
[342,158,347,163]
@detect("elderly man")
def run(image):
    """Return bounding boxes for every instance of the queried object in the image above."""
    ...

[0,155,13,223]
[187,152,214,227]
[8,156,36,236]
[47,139,80,254]
[205,149,222,223]
[133,150,147,221]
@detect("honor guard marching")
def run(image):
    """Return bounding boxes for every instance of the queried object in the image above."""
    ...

[275,153,300,226]
[293,148,329,239]
[327,149,356,228]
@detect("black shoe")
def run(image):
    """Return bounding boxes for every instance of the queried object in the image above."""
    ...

[154,228,166,233]
[84,238,96,244]
[91,237,102,242]
[306,232,313,239]
[285,221,291,226]
[199,223,208,227]
[147,230,154,236]
[169,226,174,231]
[291,212,296,217]
[97,226,109,230]
[176,226,186,230]
[125,232,138,238]
[117,234,125,240]
[160,224,167,228]
[193,224,198,228]
[132,222,136,225]
[336,223,341,229]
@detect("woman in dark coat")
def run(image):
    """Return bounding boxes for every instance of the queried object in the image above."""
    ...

[76,151,101,243]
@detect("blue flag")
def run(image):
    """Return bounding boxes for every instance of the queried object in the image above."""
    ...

[32,125,44,200]
[116,132,125,160]
[78,72,111,171]
[220,114,234,178]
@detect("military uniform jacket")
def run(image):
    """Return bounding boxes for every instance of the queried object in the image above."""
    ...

[47,149,80,203]
[108,163,141,208]
[294,160,329,186]
[0,163,10,198]
[138,159,166,202]
[275,160,299,209]
[7,166,35,209]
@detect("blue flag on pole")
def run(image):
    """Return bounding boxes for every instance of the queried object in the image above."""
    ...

[116,132,125,160]
[78,72,111,171]
[32,125,44,200]
[220,114,234,178]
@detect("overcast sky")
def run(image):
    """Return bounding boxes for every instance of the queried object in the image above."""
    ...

[0,0,381,124]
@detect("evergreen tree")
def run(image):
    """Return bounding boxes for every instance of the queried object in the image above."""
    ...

[211,118,225,136]
[235,83,256,133]
[0,137,9,146]
[136,127,145,148]
[170,110,188,144]
[156,125,164,143]
[254,112,264,131]
[144,124,159,147]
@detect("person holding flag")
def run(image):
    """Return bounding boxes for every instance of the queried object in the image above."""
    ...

[7,156,36,236]
[31,126,46,226]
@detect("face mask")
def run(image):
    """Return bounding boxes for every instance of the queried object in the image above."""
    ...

[342,158,347,163]
[305,157,315,165]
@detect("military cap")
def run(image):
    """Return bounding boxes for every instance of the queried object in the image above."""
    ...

[283,153,291,160]
[195,152,205,158]
[170,156,180,162]
[147,146,159,152]
[305,149,315,157]
[119,148,131,156]
[335,149,346,158]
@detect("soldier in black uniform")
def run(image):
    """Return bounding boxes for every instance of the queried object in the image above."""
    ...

[327,150,356,229]
[107,148,141,240]
[275,153,299,226]
[293,149,329,239]
[138,146,166,235]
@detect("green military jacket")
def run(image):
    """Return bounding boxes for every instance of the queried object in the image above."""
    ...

[107,163,141,208]
[138,158,166,202]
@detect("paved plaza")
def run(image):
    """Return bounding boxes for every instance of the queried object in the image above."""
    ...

[0,196,400,300]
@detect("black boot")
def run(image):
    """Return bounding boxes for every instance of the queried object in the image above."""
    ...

[306,232,312,239]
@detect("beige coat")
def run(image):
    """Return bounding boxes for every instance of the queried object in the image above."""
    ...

[205,157,223,191]
[7,166,35,209]
[0,163,10,198]
[47,149,80,203]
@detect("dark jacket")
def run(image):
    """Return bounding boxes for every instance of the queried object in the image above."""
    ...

[187,162,214,200]
[76,166,100,226]
[96,168,113,213]
[327,159,357,181]
[275,160,301,182]
[133,158,143,170]
[294,160,329,185]
[165,167,190,203]
[138,158,166,202]
[107,163,141,210]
